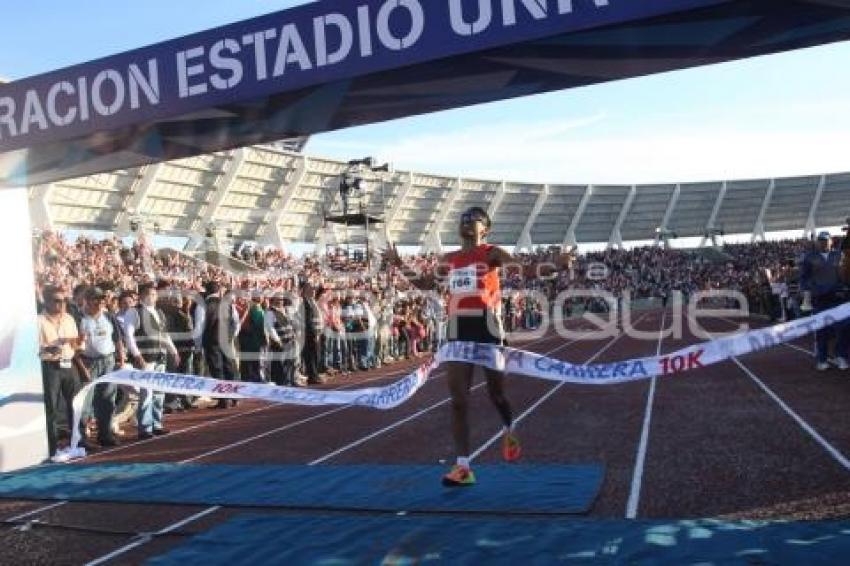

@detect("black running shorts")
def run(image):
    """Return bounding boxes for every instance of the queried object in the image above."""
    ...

[447,312,505,345]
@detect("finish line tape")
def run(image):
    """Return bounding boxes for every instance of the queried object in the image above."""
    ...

[62,304,850,460]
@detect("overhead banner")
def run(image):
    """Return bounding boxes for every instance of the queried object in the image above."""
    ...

[0,0,726,154]
[7,0,850,186]
[61,302,849,461]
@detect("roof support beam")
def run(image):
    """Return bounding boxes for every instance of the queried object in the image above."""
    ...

[188,148,247,250]
[487,181,507,221]
[609,185,637,250]
[563,185,593,248]
[751,179,776,243]
[424,177,463,254]
[805,175,827,238]
[259,155,309,249]
[516,185,549,252]
[655,184,681,245]
[385,171,415,247]
[699,181,728,247]
[116,164,162,235]
[29,184,55,231]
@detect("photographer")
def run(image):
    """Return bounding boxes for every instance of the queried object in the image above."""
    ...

[800,231,849,371]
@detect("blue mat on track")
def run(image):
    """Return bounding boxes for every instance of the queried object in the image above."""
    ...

[0,463,603,514]
[148,514,850,565]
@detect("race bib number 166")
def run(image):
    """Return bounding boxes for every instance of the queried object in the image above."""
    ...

[449,267,477,294]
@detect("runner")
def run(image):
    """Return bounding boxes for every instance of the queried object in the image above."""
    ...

[386,207,574,486]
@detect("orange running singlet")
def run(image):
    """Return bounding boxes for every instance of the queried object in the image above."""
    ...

[446,244,501,316]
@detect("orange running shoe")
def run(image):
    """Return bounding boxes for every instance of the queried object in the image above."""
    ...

[502,430,522,462]
[442,464,476,487]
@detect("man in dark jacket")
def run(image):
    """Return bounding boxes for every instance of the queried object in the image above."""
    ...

[202,282,239,408]
[800,231,849,371]
[266,295,297,386]
[161,291,196,410]
[300,283,324,385]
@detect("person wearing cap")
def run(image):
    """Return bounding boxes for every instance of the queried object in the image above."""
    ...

[37,285,88,456]
[386,206,575,486]
[800,231,849,370]
[78,286,126,447]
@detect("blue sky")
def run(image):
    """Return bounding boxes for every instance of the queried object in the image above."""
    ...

[2,1,850,184]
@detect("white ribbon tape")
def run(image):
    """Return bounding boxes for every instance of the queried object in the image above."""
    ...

[64,303,850,460]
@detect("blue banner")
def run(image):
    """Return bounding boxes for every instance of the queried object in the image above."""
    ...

[0,0,726,154]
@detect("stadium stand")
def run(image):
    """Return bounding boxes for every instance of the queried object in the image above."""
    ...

[28,145,850,251]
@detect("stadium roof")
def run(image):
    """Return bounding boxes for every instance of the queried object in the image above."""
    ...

[5,0,850,187]
[28,148,850,249]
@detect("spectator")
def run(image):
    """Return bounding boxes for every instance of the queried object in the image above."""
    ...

[34,228,835,390]
[124,283,179,439]
[202,281,240,408]
[37,285,87,456]
[800,232,848,370]
[238,293,268,383]
[300,283,324,384]
[266,295,297,386]
[161,290,197,410]
[78,286,125,447]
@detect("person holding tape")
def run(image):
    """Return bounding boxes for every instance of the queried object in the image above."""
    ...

[386,207,574,486]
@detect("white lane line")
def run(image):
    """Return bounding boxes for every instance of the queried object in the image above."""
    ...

[180,406,351,464]
[94,330,560,459]
[93,371,389,459]
[6,501,68,523]
[10,361,432,527]
[625,309,667,519]
[311,335,582,466]
[730,357,850,472]
[183,332,562,464]
[309,393,477,466]
[94,404,279,458]
[470,311,653,462]
[94,347,461,459]
[81,331,568,564]
[714,316,850,472]
[784,342,814,356]
[84,506,221,566]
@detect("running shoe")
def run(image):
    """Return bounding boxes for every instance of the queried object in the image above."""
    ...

[442,464,476,487]
[502,430,522,462]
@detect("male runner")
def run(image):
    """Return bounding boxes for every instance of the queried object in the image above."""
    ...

[387,207,573,486]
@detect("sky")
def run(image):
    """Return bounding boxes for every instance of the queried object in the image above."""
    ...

[2,0,850,186]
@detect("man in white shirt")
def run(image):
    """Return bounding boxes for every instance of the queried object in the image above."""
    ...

[78,286,125,447]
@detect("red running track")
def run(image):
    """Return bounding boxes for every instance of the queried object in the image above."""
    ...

[1,310,850,565]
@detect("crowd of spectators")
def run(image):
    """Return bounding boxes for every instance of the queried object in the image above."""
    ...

[33,229,823,456]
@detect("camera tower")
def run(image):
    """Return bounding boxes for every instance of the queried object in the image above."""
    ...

[320,158,392,268]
